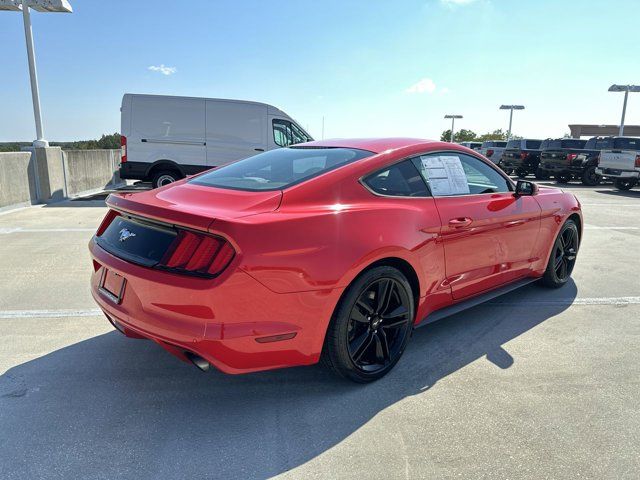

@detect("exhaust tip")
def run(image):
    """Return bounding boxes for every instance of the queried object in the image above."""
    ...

[185,352,210,372]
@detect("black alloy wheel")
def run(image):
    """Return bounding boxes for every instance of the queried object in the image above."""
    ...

[541,219,579,288]
[581,166,600,186]
[614,178,637,191]
[346,278,412,373]
[322,266,415,382]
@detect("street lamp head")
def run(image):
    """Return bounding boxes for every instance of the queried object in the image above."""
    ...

[609,84,640,93]
[444,114,463,119]
[500,105,525,110]
[0,0,72,12]
[0,0,21,11]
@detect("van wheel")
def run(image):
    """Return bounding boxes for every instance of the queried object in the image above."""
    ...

[152,170,180,189]
[581,166,600,186]
[614,179,636,191]
[322,266,415,383]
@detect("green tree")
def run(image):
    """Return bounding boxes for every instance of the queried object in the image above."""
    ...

[440,128,477,142]
[476,129,509,142]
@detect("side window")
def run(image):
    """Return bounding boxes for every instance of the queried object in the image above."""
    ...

[615,138,640,150]
[272,119,309,147]
[364,160,430,197]
[411,153,511,196]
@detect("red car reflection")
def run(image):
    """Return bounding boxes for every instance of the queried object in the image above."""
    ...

[90,138,582,382]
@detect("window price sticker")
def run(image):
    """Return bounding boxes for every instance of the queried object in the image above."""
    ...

[420,155,470,196]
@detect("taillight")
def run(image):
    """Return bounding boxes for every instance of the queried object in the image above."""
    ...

[486,149,494,157]
[96,209,120,236]
[635,155,640,168]
[566,153,578,162]
[120,135,127,163]
[520,152,528,160]
[159,230,235,277]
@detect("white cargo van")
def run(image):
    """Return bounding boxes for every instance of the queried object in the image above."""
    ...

[119,94,313,188]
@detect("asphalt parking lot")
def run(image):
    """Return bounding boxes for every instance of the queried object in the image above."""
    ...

[1,182,639,480]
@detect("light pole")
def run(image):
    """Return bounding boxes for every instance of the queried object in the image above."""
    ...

[444,114,463,143]
[0,0,73,147]
[499,105,524,140]
[608,85,640,136]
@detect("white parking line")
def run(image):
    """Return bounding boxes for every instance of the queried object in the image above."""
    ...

[582,204,640,207]
[584,226,640,230]
[490,296,640,306]
[0,227,95,234]
[1,297,639,319]
[0,309,103,319]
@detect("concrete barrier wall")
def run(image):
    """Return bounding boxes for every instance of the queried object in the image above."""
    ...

[63,149,121,196]
[0,148,122,210]
[0,152,37,210]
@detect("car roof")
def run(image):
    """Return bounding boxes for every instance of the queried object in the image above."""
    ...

[299,137,438,154]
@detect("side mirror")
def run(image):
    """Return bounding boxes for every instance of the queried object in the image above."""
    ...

[515,179,539,196]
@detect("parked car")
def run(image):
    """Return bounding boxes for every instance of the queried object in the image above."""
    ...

[596,137,640,190]
[90,138,582,382]
[479,140,507,164]
[499,139,544,178]
[119,93,313,188]
[538,137,613,186]
[537,138,589,184]
[459,141,482,151]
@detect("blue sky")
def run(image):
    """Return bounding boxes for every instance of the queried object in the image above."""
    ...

[1,0,639,141]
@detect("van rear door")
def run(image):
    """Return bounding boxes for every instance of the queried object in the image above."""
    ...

[205,100,268,167]
[128,95,206,172]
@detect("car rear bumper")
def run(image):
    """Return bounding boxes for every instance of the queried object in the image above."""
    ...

[89,239,342,374]
[540,162,583,175]
[595,168,640,179]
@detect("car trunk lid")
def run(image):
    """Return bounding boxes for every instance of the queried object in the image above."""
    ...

[106,181,282,231]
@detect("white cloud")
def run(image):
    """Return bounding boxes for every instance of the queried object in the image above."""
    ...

[406,78,437,94]
[148,64,177,76]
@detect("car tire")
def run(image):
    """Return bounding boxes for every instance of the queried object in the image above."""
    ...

[322,266,415,383]
[581,166,600,186]
[151,170,181,189]
[516,168,528,178]
[535,168,550,180]
[614,178,637,191]
[556,173,571,184]
[540,219,579,289]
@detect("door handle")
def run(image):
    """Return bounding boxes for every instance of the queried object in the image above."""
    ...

[448,217,473,228]
[254,148,265,152]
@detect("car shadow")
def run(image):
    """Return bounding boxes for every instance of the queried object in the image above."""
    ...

[0,281,577,479]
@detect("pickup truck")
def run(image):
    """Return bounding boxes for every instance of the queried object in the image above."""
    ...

[539,137,615,186]
[459,141,482,151]
[596,137,640,190]
[537,138,589,184]
[499,139,544,178]
[478,140,507,165]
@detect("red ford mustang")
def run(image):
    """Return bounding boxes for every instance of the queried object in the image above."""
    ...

[90,138,582,382]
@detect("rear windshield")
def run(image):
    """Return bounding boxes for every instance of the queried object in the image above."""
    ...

[506,140,521,149]
[190,147,373,191]
[613,137,640,150]
[543,139,585,149]
[481,141,506,148]
[584,137,614,150]
[525,140,542,149]
[562,139,587,149]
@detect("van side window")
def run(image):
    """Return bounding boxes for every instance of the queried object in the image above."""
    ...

[273,119,309,147]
